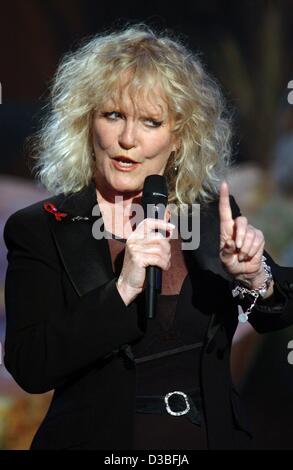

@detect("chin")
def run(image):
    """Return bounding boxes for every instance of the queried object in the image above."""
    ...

[110,179,143,195]
[115,185,142,196]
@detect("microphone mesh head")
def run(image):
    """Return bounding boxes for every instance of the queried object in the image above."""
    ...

[142,175,168,199]
[142,175,168,218]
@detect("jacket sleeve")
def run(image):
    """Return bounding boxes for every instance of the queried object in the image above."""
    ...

[3,212,144,394]
[229,195,293,334]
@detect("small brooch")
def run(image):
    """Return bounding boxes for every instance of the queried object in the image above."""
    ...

[71,215,90,221]
[43,202,68,222]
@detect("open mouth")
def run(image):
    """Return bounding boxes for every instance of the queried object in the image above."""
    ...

[112,156,141,168]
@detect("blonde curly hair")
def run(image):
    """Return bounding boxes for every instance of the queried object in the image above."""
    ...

[32,24,233,205]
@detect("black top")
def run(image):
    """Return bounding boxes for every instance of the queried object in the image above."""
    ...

[107,234,208,449]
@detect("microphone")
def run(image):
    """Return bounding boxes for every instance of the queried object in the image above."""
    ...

[142,175,168,319]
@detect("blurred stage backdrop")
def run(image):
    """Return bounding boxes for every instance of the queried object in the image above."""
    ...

[0,0,293,449]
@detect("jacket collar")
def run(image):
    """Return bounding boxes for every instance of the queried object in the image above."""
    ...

[47,179,114,297]
[57,179,98,217]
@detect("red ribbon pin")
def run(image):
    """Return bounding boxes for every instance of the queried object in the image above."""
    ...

[43,202,68,222]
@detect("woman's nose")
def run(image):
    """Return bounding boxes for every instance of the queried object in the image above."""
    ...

[118,121,137,150]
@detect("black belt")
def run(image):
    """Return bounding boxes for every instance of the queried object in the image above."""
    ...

[135,389,202,426]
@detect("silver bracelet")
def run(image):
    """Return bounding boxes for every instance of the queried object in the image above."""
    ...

[232,256,273,323]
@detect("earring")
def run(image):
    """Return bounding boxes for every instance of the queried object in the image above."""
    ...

[173,146,180,172]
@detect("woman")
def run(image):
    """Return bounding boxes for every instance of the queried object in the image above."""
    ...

[4,25,293,450]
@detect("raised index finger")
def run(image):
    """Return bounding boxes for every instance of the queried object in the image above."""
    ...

[219,180,233,224]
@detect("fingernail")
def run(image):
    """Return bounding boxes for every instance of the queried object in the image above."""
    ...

[168,223,176,229]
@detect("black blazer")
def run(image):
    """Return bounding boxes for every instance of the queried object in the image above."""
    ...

[3,181,293,449]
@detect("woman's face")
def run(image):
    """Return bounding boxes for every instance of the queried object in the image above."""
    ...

[92,88,178,199]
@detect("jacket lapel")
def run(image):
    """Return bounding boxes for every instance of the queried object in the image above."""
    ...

[188,200,231,279]
[186,200,234,348]
[46,180,114,297]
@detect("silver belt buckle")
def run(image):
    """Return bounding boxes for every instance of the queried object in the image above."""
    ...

[164,391,190,416]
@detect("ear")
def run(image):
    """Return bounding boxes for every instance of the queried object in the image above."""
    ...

[171,134,181,153]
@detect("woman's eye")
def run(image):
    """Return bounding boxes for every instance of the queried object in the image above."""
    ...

[103,111,122,120]
[144,119,163,128]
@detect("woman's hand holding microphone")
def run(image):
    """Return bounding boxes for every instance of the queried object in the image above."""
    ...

[116,219,175,305]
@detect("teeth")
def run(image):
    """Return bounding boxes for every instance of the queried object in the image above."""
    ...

[117,160,134,166]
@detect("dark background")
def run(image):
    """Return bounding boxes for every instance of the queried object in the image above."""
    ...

[0,0,293,450]
[1,0,293,177]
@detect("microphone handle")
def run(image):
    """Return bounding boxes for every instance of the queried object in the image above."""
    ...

[143,200,166,319]
[146,266,162,319]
